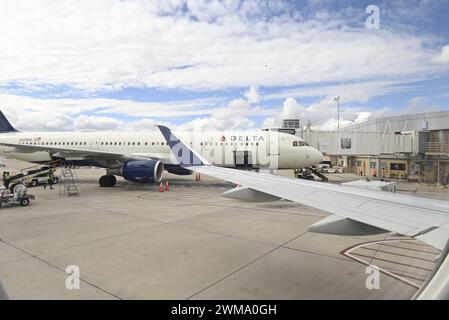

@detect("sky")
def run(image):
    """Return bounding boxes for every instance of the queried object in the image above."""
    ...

[0,0,448,132]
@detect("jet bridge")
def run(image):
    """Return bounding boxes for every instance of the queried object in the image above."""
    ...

[303,130,414,156]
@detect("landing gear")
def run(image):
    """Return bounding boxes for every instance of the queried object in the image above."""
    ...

[99,175,116,187]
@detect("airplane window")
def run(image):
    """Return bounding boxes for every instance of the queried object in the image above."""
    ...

[152,142,155,145]
[114,142,117,145]
[200,142,203,146]
[161,142,164,145]
[128,142,130,145]
[137,142,140,145]
[293,141,298,147]
[119,142,122,145]
[145,142,147,145]
[101,142,104,145]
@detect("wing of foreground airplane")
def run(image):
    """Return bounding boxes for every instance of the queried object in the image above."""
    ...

[158,125,449,251]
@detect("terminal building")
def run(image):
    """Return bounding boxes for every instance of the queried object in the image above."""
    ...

[282,110,449,184]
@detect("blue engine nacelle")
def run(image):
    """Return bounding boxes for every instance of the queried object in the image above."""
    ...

[119,160,164,183]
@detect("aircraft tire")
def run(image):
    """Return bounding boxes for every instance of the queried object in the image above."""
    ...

[99,175,116,187]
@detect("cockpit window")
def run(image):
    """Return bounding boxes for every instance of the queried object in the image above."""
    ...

[293,141,309,147]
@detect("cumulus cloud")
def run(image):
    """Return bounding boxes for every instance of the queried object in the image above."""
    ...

[262,96,396,131]
[177,86,268,131]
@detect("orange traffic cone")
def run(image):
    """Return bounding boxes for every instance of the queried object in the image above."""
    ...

[195,173,198,181]
[198,173,201,181]
[159,182,164,192]
[165,181,170,191]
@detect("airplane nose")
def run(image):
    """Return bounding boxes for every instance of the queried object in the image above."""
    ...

[311,148,323,164]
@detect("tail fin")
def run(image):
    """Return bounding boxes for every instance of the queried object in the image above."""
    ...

[0,111,18,132]
[157,125,209,167]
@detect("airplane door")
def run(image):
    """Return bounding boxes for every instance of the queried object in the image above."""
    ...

[268,130,280,156]
[234,150,253,168]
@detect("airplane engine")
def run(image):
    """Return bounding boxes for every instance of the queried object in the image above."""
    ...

[112,160,164,183]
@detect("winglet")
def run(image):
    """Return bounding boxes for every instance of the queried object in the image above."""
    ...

[157,125,209,167]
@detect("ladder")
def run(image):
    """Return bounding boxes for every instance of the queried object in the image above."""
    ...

[59,166,80,197]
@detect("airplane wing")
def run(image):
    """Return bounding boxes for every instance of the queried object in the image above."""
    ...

[158,125,449,251]
[0,141,166,162]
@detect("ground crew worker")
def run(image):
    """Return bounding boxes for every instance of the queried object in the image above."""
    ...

[293,169,299,178]
[3,171,10,188]
[44,170,54,190]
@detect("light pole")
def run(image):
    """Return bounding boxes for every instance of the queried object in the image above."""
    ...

[333,96,341,129]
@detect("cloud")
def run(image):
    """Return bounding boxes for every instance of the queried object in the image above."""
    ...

[262,96,396,131]
[177,86,267,131]
[74,115,123,131]
[244,86,261,104]
[261,80,416,103]
[0,0,446,93]
[0,86,268,132]
[432,45,449,64]
[0,93,222,120]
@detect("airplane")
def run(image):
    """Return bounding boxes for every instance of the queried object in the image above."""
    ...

[157,125,449,299]
[0,111,323,187]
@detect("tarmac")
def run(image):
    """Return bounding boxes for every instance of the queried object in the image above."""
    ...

[0,158,446,299]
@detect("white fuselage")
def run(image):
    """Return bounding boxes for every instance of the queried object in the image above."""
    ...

[0,130,323,169]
